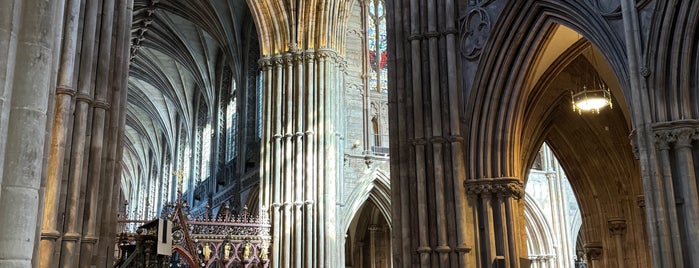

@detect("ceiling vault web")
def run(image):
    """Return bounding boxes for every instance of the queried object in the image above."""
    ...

[124,0,255,195]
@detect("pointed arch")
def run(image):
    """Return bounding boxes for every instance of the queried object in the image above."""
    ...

[464,1,632,180]
[341,169,392,232]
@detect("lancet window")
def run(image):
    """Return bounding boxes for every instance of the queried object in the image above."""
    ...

[226,81,238,162]
[368,0,388,94]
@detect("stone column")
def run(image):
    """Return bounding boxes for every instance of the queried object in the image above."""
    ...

[97,76,129,267]
[260,48,343,268]
[650,122,699,267]
[0,0,61,266]
[79,0,115,264]
[608,218,627,268]
[0,0,21,195]
[247,1,354,266]
[56,0,100,266]
[652,131,683,266]
[385,0,472,266]
[670,127,699,266]
[584,244,603,268]
[38,0,82,265]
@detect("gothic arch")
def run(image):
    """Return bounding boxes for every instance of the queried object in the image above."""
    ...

[341,169,392,232]
[462,1,648,266]
[464,1,632,179]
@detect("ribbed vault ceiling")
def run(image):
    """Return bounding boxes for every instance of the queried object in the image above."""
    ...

[123,0,254,195]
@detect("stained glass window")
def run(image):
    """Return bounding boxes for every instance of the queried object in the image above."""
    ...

[201,124,212,178]
[183,144,191,192]
[368,0,387,94]
[257,73,263,138]
[226,96,238,162]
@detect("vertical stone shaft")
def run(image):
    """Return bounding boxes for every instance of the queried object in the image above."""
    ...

[0,0,21,197]
[504,196,519,268]
[425,0,450,266]
[99,3,133,257]
[282,53,293,268]
[293,51,304,268]
[385,0,412,265]
[619,0,662,266]
[496,195,510,267]
[482,194,496,268]
[104,82,129,267]
[303,51,316,268]
[57,0,100,266]
[672,129,699,266]
[80,0,115,263]
[655,134,683,266]
[259,56,272,210]
[315,51,326,268]
[408,1,430,266]
[444,0,470,264]
[325,50,338,266]
[0,0,60,265]
[38,0,81,265]
[271,55,283,268]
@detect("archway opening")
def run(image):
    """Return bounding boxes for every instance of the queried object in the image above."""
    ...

[525,143,582,267]
[344,201,392,268]
[514,24,648,267]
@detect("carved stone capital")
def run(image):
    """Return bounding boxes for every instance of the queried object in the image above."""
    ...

[652,120,699,150]
[315,49,338,61]
[293,53,304,64]
[464,177,524,199]
[671,127,695,149]
[258,57,272,69]
[271,55,284,67]
[584,243,603,260]
[283,53,294,66]
[607,218,627,236]
[653,130,674,150]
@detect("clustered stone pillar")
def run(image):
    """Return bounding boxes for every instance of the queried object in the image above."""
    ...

[259,48,344,268]
[649,122,699,267]
[0,0,133,266]
[465,178,525,268]
[385,0,472,266]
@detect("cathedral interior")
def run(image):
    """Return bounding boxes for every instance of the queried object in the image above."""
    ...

[0,0,698,267]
